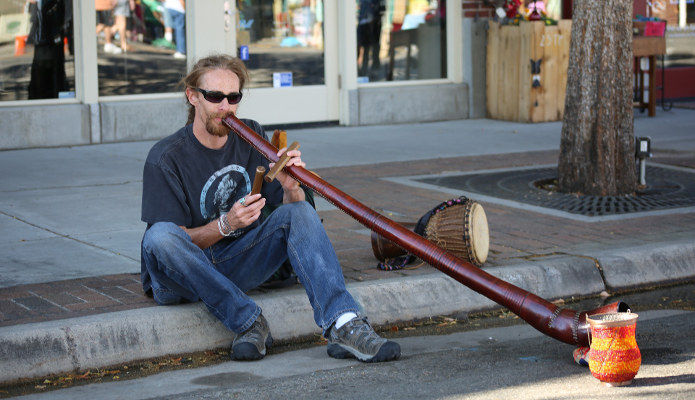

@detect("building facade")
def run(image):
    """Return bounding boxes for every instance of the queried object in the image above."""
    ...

[0,0,476,149]
[4,0,690,150]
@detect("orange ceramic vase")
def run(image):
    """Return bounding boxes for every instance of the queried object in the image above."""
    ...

[587,312,641,386]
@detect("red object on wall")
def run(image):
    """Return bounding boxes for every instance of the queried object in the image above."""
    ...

[645,21,666,36]
[657,67,695,99]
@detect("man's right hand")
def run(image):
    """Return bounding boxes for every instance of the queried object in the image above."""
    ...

[225,193,265,230]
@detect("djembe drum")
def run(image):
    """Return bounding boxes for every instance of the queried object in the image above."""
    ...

[371,197,489,268]
[424,198,489,267]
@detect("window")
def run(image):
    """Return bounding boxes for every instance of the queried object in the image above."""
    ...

[0,0,76,101]
[356,0,446,83]
[237,0,325,88]
[96,0,187,96]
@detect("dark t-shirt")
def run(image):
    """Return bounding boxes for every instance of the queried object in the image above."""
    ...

[140,119,319,295]
[140,119,286,295]
[141,119,284,229]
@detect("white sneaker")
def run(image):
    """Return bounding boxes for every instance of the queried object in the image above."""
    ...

[173,51,186,59]
[104,43,122,54]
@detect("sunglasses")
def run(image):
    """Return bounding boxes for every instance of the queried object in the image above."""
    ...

[196,88,243,104]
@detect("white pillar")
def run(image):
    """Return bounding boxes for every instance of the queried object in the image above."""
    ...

[338,0,357,125]
[74,0,100,142]
[324,0,340,121]
[187,0,234,66]
[446,0,463,84]
[680,0,687,28]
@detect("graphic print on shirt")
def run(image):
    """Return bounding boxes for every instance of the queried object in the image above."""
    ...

[199,164,251,221]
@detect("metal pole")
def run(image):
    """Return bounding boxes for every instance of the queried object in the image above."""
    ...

[639,158,647,186]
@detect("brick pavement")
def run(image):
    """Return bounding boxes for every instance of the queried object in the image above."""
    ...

[2,150,694,328]
[0,274,151,328]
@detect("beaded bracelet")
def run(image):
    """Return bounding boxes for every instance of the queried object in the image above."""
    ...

[218,213,243,238]
[217,214,232,236]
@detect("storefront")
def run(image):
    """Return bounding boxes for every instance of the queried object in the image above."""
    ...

[568,0,695,101]
[0,0,466,149]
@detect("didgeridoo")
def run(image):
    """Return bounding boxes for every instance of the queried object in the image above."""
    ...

[223,115,628,347]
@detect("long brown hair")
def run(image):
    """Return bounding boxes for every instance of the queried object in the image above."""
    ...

[181,54,249,125]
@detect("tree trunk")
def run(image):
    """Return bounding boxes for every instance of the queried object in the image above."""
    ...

[558,0,637,196]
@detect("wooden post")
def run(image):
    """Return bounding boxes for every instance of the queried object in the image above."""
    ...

[486,21,572,122]
[648,55,656,117]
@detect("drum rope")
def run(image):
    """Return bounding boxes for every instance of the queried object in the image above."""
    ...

[377,196,470,271]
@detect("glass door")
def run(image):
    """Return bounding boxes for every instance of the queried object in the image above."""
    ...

[233,0,338,124]
[0,0,77,101]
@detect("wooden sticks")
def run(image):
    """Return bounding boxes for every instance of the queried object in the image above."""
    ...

[264,141,300,183]
[250,166,265,195]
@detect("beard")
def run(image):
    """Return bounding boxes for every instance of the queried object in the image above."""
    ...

[205,111,233,137]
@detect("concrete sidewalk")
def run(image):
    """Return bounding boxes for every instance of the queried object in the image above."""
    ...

[1,110,694,384]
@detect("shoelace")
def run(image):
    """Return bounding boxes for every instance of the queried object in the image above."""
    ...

[346,319,381,348]
[238,320,266,343]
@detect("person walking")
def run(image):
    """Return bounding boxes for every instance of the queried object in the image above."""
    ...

[162,0,185,58]
[111,0,135,52]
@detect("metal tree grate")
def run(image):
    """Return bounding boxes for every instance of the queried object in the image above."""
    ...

[416,165,695,217]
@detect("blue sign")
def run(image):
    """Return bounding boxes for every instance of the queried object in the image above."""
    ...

[239,45,249,61]
[273,72,293,88]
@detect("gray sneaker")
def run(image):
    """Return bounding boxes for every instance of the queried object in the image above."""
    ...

[231,313,273,361]
[326,317,401,363]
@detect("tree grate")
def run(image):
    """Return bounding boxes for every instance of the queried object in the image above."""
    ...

[416,165,695,217]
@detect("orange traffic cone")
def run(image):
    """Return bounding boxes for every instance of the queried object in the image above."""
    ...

[14,35,27,56]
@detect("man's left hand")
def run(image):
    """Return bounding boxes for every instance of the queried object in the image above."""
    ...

[270,147,306,192]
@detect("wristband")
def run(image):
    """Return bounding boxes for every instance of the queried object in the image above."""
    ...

[217,214,233,237]
[218,213,244,238]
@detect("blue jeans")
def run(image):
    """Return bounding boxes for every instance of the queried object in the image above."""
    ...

[141,202,360,335]
[168,8,186,54]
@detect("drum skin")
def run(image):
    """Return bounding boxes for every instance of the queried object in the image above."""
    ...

[372,200,490,266]
[425,199,489,266]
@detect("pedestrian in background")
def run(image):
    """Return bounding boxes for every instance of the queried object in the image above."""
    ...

[28,0,71,99]
[96,0,120,54]
[162,0,185,58]
[111,0,135,53]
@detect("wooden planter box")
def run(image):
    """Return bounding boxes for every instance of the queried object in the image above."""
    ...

[486,20,572,122]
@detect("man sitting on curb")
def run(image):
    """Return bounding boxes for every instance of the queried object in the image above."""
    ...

[140,54,400,363]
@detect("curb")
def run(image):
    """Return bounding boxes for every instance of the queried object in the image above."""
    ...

[597,238,695,291]
[2,240,694,384]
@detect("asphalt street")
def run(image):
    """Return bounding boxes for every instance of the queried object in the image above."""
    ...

[8,283,695,400]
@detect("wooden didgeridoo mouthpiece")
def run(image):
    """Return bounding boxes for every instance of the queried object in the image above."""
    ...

[271,129,287,150]
[250,166,265,195]
[265,141,300,182]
